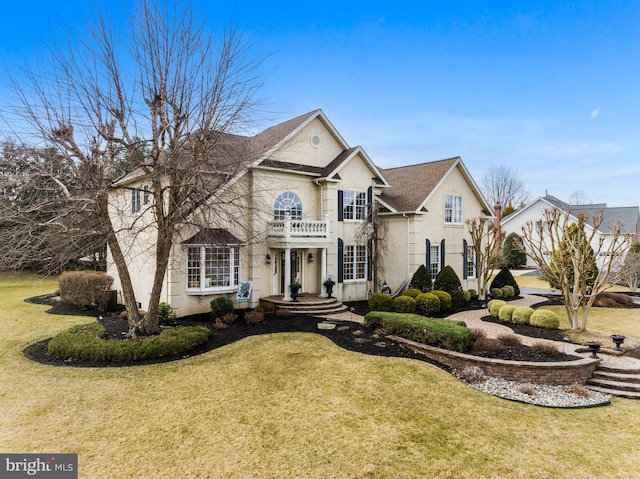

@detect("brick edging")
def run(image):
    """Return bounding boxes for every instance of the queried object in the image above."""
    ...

[389,336,600,385]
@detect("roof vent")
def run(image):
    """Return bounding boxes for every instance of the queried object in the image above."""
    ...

[310,135,321,148]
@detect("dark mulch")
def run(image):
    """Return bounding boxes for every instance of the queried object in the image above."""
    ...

[23,293,579,368]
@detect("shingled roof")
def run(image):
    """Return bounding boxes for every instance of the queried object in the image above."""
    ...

[378,157,459,212]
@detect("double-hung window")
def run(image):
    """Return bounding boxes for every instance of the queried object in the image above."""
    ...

[343,190,367,221]
[430,244,441,278]
[187,245,239,291]
[131,188,141,213]
[445,195,462,224]
[343,244,367,281]
[466,245,476,279]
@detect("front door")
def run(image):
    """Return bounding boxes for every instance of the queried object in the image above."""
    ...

[280,250,301,293]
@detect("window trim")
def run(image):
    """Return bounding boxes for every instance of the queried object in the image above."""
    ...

[444,194,463,224]
[430,244,441,279]
[466,245,477,279]
[274,191,303,220]
[185,244,240,294]
[342,190,367,222]
[131,188,141,213]
[342,243,368,282]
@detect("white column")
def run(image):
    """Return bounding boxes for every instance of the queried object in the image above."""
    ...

[283,247,292,301]
[320,247,328,297]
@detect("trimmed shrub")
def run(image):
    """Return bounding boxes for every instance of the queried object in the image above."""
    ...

[529,309,560,329]
[364,311,473,352]
[490,288,503,298]
[402,288,423,299]
[210,297,234,320]
[59,271,114,311]
[498,304,517,322]
[434,265,465,307]
[594,292,634,308]
[462,290,471,303]
[158,302,177,326]
[48,323,211,362]
[468,289,478,300]
[409,264,432,292]
[368,293,393,312]
[415,292,440,315]
[394,295,417,313]
[431,290,452,310]
[501,285,515,298]
[487,299,506,317]
[512,306,534,325]
[490,267,520,296]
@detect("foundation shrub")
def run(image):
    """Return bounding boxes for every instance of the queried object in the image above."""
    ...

[394,295,417,313]
[431,290,452,310]
[402,288,423,299]
[409,264,433,292]
[462,290,471,302]
[158,302,177,326]
[275,308,293,317]
[487,299,506,317]
[490,288,503,299]
[364,312,472,352]
[415,293,440,315]
[498,304,517,323]
[48,323,211,362]
[222,313,238,324]
[468,289,478,300]
[434,265,465,307]
[210,297,234,320]
[58,271,114,311]
[512,306,534,325]
[529,309,560,329]
[368,293,393,312]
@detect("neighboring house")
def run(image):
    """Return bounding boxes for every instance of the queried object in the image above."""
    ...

[500,194,640,268]
[107,110,492,317]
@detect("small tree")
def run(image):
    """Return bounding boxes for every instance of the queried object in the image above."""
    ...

[502,232,526,268]
[489,267,520,296]
[520,207,631,330]
[619,242,640,292]
[409,264,432,292]
[466,216,501,300]
[434,265,464,307]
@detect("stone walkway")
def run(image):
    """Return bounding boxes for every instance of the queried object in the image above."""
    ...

[321,294,640,371]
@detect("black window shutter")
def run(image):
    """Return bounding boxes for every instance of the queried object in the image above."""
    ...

[462,239,468,279]
[338,238,344,283]
[367,186,373,222]
[367,238,373,280]
[440,239,445,270]
[338,190,344,222]
[425,239,431,268]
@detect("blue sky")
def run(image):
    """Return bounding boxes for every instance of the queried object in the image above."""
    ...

[2,1,640,206]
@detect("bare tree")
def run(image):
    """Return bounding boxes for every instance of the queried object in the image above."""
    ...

[357,199,388,292]
[8,1,263,336]
[520,207,631,330]
[618,242,640,292]
[481,165,529,210]
[466,216,501,300]
[569,190,590,205]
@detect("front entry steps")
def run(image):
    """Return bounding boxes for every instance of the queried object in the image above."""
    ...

[586,364,640,399]
[260,293,348,315]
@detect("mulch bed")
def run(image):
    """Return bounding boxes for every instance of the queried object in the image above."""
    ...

[23,293,581,368]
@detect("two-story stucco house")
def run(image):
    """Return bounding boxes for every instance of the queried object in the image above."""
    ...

[107,109,492,316]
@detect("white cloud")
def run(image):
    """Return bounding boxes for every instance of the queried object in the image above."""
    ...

[591,108,600,119]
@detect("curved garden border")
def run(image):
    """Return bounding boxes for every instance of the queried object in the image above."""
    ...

[389,335,600,385]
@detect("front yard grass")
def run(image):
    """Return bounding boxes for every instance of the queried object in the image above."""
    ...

[2,272,640,478]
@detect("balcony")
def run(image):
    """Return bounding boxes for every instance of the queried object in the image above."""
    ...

[266,214,331,248]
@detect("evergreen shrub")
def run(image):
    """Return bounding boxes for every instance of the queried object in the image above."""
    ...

[368,293,393,312]
[434,265,465,306]
[529,309,560,329]
[415,292,440,315]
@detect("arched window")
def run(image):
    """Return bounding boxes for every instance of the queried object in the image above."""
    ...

[274,192,302,220]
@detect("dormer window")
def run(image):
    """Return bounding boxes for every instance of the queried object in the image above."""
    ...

[274,192,302,220]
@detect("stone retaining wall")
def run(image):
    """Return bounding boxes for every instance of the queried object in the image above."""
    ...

[390,336,600,385]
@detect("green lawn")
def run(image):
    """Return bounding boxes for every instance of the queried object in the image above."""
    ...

[2,272,640,478]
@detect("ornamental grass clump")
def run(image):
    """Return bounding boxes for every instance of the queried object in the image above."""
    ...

[364,311,472,352]
[48,323,211,362]
[529,309,560,329]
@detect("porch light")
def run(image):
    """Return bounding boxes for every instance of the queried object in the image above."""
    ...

[265,254,271,264]
[308,253,314,263]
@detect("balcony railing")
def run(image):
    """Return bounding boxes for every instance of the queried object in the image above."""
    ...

[267,213,330,241]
